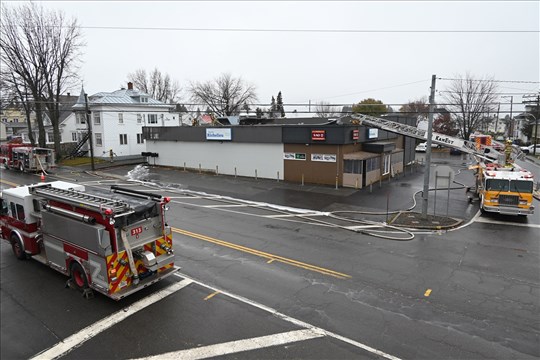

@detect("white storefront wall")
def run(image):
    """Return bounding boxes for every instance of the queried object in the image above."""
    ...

[146,141,284,180]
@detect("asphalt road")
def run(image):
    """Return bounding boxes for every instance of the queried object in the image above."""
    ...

[1,153,539,359]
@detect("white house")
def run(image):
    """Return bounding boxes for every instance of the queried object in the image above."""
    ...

[66,83,177,158]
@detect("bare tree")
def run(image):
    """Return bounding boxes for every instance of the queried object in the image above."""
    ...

[189,73,257,117]
[0,73,37,145]
[314,101,340,118]
[127,68,181,103]
[1,2,84,155]
[442,74,499,140]
[399,97,429,120]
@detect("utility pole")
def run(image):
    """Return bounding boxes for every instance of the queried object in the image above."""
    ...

[421,74,436,219]
[509,96,514,138]
[84,93,95,171]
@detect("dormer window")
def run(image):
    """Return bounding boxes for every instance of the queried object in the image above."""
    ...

[140,97,148,103]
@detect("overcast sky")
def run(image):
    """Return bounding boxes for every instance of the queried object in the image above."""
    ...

[25,1,540,115]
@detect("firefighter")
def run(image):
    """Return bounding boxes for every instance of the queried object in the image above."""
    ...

[109,149,116,163]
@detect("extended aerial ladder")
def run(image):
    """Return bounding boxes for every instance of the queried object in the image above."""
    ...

[349,114,534,215]
[349,113,526,164]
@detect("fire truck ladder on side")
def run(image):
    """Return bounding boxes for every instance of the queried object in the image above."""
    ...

[29,184,132,215]
[350,114,526,163]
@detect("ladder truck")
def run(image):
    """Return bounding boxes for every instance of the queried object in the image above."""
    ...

[0,181,178,300]
[350,114,535,216]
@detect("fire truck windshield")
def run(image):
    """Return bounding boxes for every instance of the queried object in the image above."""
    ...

[510,180,533,193]
[486,179,533,193]
[486,179,509,191]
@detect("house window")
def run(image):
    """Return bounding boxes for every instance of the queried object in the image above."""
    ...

[93,112,101,125]
[141,97,148,103]
[71,132,78,142]
[118,113,124,124]
[137,114,142,124]
[119,133,127,145]
[13,118,19,122]
[95,133,102,147]
[147,114,158,124]
[76,113,86,124]
[47,132,54,143]
[137,133,144,144]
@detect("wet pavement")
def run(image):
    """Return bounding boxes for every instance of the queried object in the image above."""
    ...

[58,151,481,230]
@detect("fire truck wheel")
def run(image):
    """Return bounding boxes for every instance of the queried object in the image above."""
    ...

[70,262,89,290]
[10,234,26,260]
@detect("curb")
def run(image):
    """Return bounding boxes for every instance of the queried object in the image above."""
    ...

[389,211,463,230]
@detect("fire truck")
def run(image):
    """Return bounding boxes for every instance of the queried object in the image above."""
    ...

[471,161,535,215]
[350,114,535,215]
[0,142,55,172]
[0,181,177,300]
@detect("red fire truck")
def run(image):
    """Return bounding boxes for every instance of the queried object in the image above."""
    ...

[0,181,177,300]
[0,142,55,172]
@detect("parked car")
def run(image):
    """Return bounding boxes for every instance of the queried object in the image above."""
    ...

[449,147,463,155]
[415,142,440,152]
[522,144,540,154]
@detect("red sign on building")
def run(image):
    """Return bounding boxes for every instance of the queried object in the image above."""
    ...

[352,129,360,140]
[311,130,326,141]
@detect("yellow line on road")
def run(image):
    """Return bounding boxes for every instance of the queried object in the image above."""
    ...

[0,178,20,188]
[204,291,220,301]
[424,289,432,297]
[172,227,351,279]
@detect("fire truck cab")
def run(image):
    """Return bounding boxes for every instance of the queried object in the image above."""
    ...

[0,181,177,300]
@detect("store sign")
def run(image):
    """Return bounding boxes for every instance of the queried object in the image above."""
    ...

[311,130,326,141]
[352,129,360,140]
[206,128,232,141]
[311,154,337,162]
[368,128,379,139]
[284,152,306,160]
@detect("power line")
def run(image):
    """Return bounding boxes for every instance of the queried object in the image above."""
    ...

[438,78,540,84]
[17,25,535,34]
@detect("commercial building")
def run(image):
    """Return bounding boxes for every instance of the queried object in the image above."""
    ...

[143,116,416,188]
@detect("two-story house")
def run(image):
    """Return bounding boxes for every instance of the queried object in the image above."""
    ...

[66,83,177,158]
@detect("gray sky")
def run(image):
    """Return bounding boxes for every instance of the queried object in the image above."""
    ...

[31,1,540,115]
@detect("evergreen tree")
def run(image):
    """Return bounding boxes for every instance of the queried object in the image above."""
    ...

[256,107,263,118]
[276,91,285,117]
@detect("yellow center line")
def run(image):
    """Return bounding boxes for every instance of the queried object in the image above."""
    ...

[0,178,20,188]
[424,289,432,297]
[172,227,351,279]
[204,291,220,301]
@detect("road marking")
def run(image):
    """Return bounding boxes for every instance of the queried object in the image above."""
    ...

[0,178,20,187]
[204,291,220,301]
[267,258,275,264]
[172,227,351,279]
[474,216,540,228]
[424,289,432,297]
[134,329,325,360]
[30,279,193,360]
[174,272,402,360]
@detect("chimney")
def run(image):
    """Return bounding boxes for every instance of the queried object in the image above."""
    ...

[127,82,133,90]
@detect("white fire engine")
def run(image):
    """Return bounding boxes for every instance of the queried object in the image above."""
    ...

[0,181,177,300]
